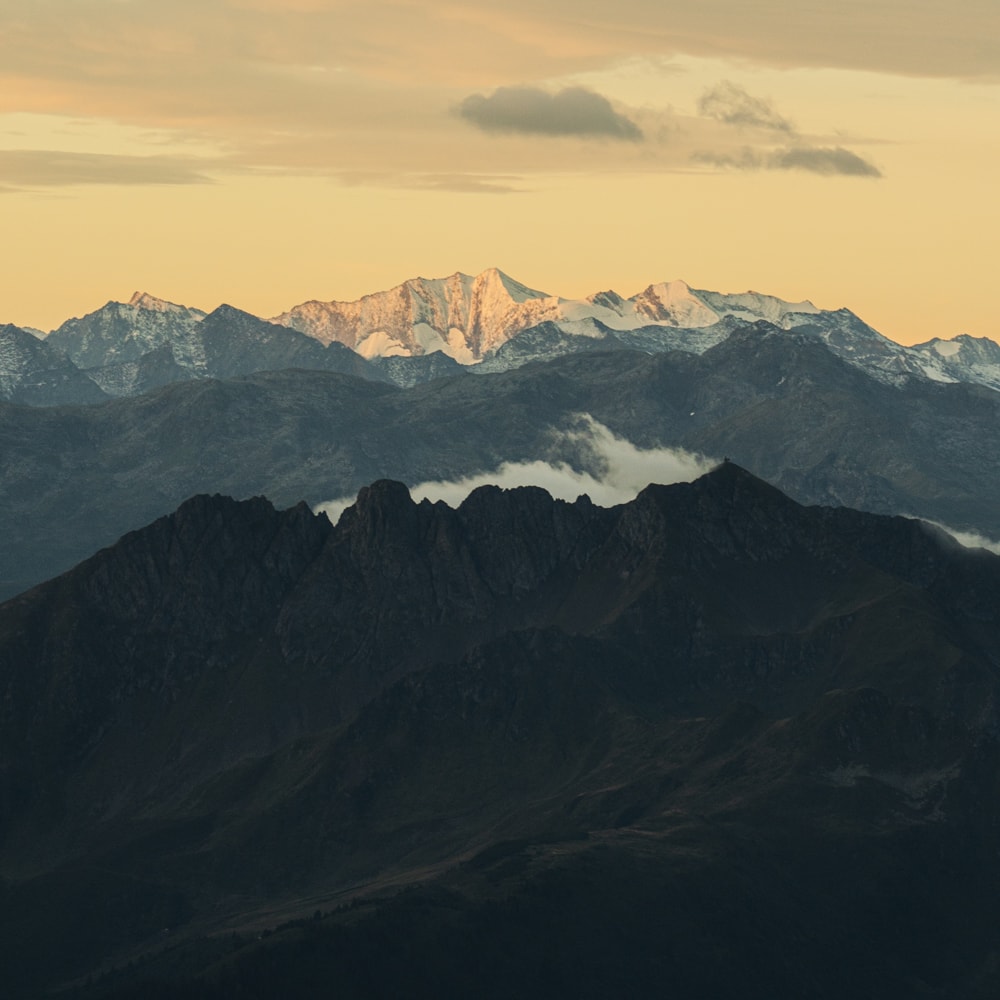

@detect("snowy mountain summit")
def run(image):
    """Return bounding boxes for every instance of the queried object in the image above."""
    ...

[46,293,207,371]
[7,269,999,403]
[272,269,1000,391]
[271,268,557,364]
[271,270,826,364]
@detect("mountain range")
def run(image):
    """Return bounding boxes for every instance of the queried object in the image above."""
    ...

[4,463,1000,998]
[4,269,1000,404]
[4,261,1000,996]
[4,321,1000,602]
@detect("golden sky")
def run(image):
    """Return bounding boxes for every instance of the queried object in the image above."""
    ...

[2,0,998,343]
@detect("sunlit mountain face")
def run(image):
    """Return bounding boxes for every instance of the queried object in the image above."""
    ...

[8,272,1000,407]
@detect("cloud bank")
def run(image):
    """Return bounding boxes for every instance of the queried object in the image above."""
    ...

[316,415,716,522]
[457,86,643,141]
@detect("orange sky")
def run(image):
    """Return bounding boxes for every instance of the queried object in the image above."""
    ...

[2,1,998,344]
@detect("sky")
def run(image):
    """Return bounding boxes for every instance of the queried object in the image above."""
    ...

[2,0,998,343]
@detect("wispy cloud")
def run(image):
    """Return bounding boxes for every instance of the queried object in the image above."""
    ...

[694,145,881,178]
[0,149,215,188]
[919,519,1000,556]
[457,86,643,141]
[698,81,793,132]
[316,415,717,522]
[693,81,881,179]
[769,146,881,177]
[407,172,526,194]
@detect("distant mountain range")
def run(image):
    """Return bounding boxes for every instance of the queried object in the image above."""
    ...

[4,464,1000,998]
[4,269,1000,403]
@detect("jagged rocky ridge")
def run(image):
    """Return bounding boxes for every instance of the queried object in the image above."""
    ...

[3,464,1000,998]
[4,326,1000,602]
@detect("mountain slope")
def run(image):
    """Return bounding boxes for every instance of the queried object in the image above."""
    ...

[272,269,1000,395]
[4,332,1000,602]
[42,297,380,398]
[910,333,1000,391]
[3,467,1000,997]
[272,268,560,363]
[0,323,109,405]
[47,292,208,371]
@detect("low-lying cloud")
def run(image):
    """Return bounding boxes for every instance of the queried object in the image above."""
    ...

[920,519,1000,556]
[457,86,643,141]
[316,415,716,522]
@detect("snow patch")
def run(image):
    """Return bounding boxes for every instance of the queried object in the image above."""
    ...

[933,340,963,357]
[355,330,411,359]
[127,291,205,318]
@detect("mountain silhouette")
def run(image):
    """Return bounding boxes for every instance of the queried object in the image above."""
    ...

[3,467,1000,997]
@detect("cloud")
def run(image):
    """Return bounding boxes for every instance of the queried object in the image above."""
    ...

[692,80,880,179]
[693,144,881,178]
[408,173,526,194]
[769,146,881,177]
[457,86,643,141]
[330,170,527,194]
[918,519,1000,556]
[698,81,793,132]
[0,149,214,188]
[316,415,717,522]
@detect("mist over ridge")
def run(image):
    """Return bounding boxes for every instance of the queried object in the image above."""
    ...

[315,414,719,522]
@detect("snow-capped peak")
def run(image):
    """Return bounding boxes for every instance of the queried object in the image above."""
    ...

[693,288,820,326]
[631,280,720,327]
[477,267,549,303]
[127,291,204,317]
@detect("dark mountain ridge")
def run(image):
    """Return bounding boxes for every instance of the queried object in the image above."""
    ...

[4,466,1000,997]
[4,330,1000,601]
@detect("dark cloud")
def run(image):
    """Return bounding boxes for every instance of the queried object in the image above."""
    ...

[693,145,881,178]
[0,150,214,188]
[457,86,643,141]
[698,81,794,132]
